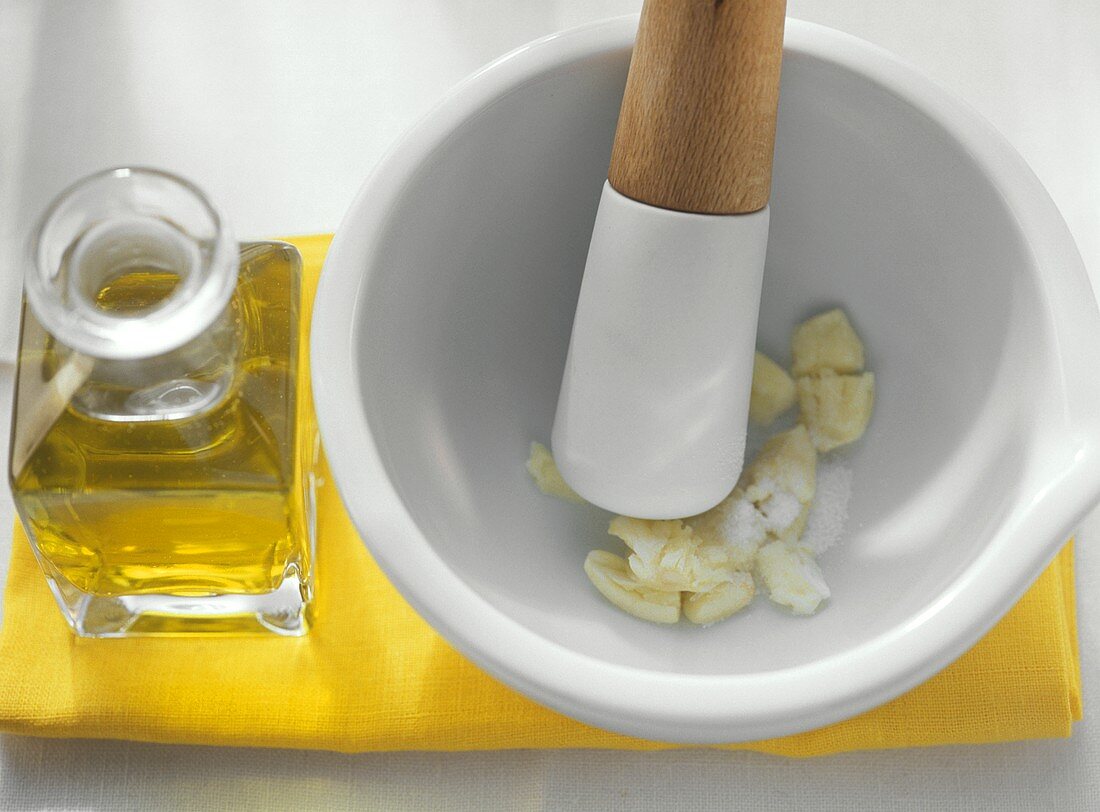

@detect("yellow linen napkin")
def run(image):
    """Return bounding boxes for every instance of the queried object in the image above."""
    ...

[0,235,1082,755]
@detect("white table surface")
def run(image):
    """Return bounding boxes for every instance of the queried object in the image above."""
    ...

[1,1,1098,809]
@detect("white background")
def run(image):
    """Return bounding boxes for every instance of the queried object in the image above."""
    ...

[1,1,1098,808]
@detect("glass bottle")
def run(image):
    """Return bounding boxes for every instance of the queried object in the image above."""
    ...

[9,167,317,636]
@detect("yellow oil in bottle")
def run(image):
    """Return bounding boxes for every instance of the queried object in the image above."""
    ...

[10,243,315,636]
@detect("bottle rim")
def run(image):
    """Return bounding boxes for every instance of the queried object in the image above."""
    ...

[25,166,238,360]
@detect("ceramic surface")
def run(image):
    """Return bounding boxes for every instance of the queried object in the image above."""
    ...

[312,17,1100,742]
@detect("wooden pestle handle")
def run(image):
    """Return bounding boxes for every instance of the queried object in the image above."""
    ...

[608,0,787,215]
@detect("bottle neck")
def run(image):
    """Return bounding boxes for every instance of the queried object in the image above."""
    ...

[26,167,241,422]
[28,167,238,362]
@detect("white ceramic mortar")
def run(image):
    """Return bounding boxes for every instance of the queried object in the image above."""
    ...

[311,17,1100,742]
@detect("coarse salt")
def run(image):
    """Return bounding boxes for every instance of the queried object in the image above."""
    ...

[757,487,803,533]
[799,460,853,555]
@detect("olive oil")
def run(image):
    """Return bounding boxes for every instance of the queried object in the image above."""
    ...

[12,170,316,637]
[93,268,181,311]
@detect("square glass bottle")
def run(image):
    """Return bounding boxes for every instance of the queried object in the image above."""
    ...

[9,168,317,636]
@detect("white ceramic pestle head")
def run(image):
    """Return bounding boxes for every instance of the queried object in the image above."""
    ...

[552,182,769,519]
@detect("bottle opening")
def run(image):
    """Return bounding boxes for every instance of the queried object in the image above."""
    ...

[68,216,198,319]
[27,167,237,361]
